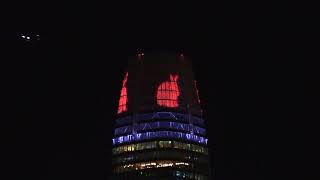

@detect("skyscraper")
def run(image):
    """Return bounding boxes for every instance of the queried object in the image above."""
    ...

[111,52,210,179]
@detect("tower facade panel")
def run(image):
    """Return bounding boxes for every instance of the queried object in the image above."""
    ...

[112,53,210,179]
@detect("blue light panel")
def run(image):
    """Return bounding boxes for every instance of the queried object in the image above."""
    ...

[114,121,206,136]
[112,131,208,145]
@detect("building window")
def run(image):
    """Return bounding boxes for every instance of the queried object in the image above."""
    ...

[118,72,128,114]
[157,74,180,108]
[114,160,191,173]
[112,140,208,155]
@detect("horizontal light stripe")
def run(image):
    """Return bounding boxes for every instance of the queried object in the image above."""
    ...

[115,121,206,136]
[112,150,208,165]
[112,140,208,155]
[114,160,190,173]
[112,131,208,145]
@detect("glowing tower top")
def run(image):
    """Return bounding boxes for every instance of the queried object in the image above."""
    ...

[112,52,210,180]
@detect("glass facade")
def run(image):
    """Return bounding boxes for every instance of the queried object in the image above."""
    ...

[114,170,208,180]
[114,121,206,136]
[112,150,208,165]
[112,140,208,155]
[112,131,208,145]
[114,160,190,173]
[115,112,205,127]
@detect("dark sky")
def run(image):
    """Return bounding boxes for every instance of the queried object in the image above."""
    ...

[4,2,309,180]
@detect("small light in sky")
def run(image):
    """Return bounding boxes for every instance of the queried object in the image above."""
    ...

[21,35,25,38]
[26,36,30,40]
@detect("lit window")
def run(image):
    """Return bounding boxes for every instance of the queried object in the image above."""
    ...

[114,160,190,173]
[112,140,208,155]
[157,74,180,107]
[118,72,128,113]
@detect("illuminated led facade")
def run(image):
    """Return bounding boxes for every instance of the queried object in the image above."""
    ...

[112,53,210,179]
[118,72,128,114]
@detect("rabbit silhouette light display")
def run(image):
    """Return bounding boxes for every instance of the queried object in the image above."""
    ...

[156,74,180,107]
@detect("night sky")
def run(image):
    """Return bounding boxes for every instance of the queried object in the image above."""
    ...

[4,2,309,180]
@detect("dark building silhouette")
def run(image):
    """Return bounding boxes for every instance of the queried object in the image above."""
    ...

[111,53,210,179]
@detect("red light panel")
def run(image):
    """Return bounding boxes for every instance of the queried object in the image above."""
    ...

[157,74,180,108]
[118,72,128,114]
